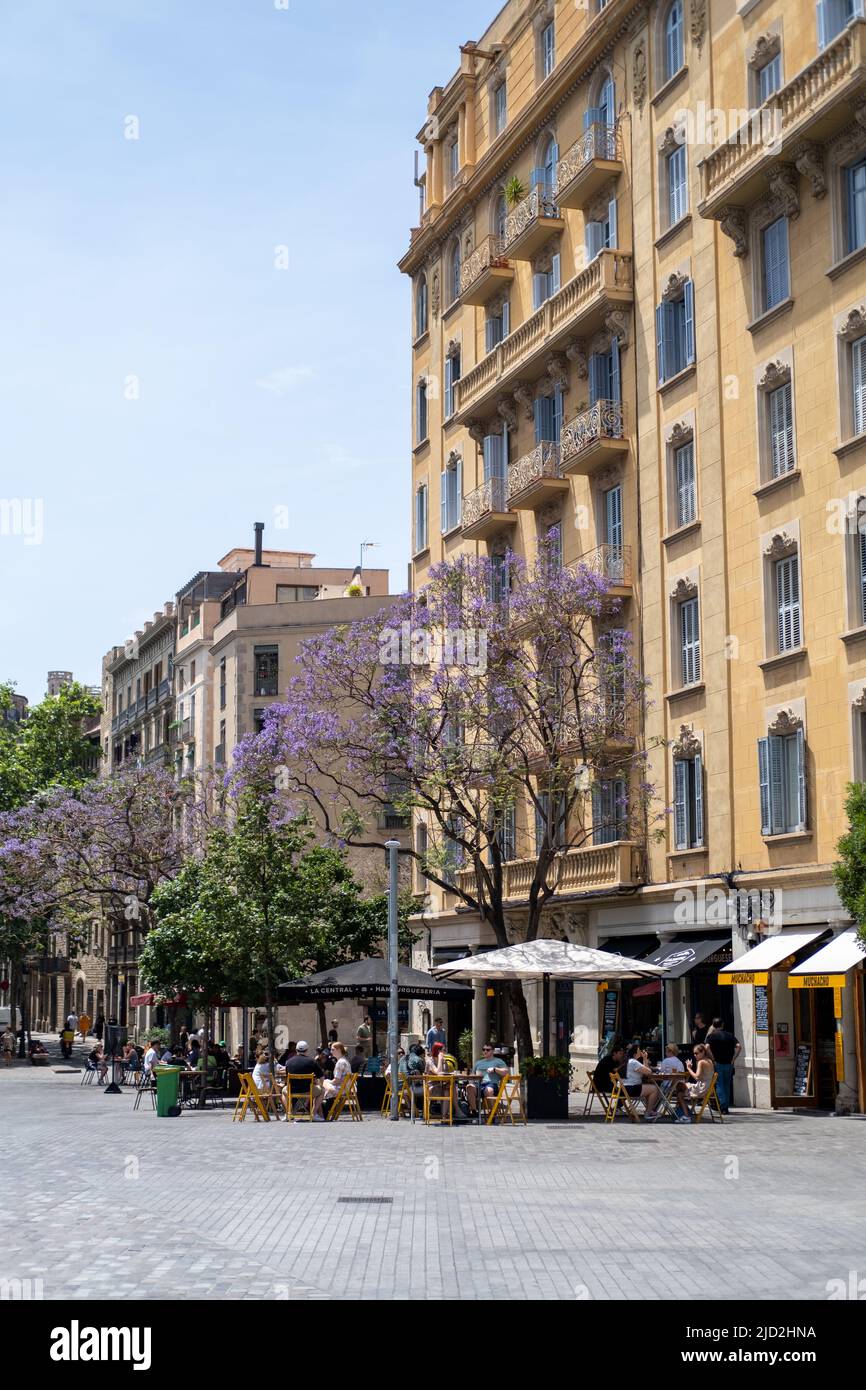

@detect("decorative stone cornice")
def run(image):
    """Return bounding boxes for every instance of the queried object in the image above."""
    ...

[792,141,826,200]
[748,33,781,69]
[545,352,569,392]
[764,530,797,561]
[714,205,748,258]
[673,723,701,760]
[839,306,866,342]
[512,380,535,420]
[466,418,487,446]
[496,393,518,431]
[670,576,698,603]
[768,707,802,737]
[661,270,688,303]
[831,117,866,166]
[765,162,800,220]
[690,0,707,54]
[758,359,791,392]
[667,419,693,448]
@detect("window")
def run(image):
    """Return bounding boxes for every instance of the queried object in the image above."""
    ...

[534,390,563,444]
[673,753,704,850]
[483,430,507,480]
[656,279,695,382]
[416,276,428,337]
[414,483,429,553]
[443,818,463,886]
[535,791,566,852]
[668,144,688,225]
[846,158,866,253]
[597,73,615,128]
[818,0,863,50]
[545,520,563,571]
[679,597,701,686]
[541,21,555,79]
[775,554,801,652]
[190,661,196,683]
[674,441,696,526]
[859,523,866,623]
[853,334,866,434]
[493,81,507,136]
[585,196,618,261]
[664,0,685,81]
[416,378,428,444]
[444,349,461,418]
[532,252,561,309]
[492,803,516,862]
[215,719,226,766]
[757,52,782,101]
[219,658,226,710]
[441,454,462,534]
[447,133,459,191]
[489,552,510,604]
[758,728,806,834]
[276,585,319,602]
[485,298,510,352]
[768,381,795,477]
[448,240,461,305]
[494,194,507,244]
[603,484,623,553]
[592,779,627,845]
[253,707,266,734]
[589,338,621,404]
[761,217,790,312]
[253,645,279,697]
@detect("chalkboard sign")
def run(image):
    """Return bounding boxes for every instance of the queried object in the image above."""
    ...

[793,1042,812,1097]
[602,989,618,1040]
[754,984,769,1035]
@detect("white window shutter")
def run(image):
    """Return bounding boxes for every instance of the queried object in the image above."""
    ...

[607,196,618,248]
[656,304,667,384]
[440,470,448,534]
[683,279,695,365]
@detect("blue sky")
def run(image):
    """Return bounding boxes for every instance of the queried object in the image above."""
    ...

[0,0,494,704]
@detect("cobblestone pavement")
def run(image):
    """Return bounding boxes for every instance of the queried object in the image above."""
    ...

[1,1046,864,1301]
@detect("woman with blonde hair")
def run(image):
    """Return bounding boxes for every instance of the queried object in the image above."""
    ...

[674,1042,714,1123]
[322,1041,351,1103]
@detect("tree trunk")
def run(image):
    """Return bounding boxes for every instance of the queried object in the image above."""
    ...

[317,1000,328,1049]
[197,1011,209,1109]
[508,980,534,1063]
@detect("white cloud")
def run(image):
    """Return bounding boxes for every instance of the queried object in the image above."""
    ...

[255,365,316,395]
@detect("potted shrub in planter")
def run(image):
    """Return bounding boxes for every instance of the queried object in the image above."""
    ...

[522,1055,571,1119]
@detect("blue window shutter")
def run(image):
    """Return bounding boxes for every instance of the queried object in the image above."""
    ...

[553,387,563,442]
[456,456,463,524]
[693,752,704,847]
[599,76,615,126]
[859,526,866,622]
[853,336,866,435]
[796,727,807,831]
[609,336,621,404]
[758,739,772,835]
[530,165,545,190]
[440,470,448,534]
[769,735,785,834]
[656,304,666,384]
[585,220,604,261]
[551,252,561,293]
[583,105,604,131]
[535,395,555,442]
[818,0,828,48]
[607,196,618,248]
[532,271,547,310]
[674,759,689,850]
[605,484,622,548]
[683,279,695,365]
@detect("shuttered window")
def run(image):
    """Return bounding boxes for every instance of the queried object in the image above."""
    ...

[758,53,782,101]
[664,0,684,80]
[679,597,701,686]
[440,457,462,534]
[775,553,801,652]
[668,144,687,225]
[414,484,428,553]
[853,334,866,436]
[493,82,507,136]
[483,432,506,481]
[768,381,795,477]
[673,754,704,850]
[847,158,866,253]
[860,522,866,623]
[592,779,627,846]
[758,729,807,835]
[541,21,555,78]
[604,484,623,550]
[416,380,428,444]
[674,441,696,526]
[656,279,695,382]
[818,0,864,51]
[762,217,789,312]
[444,350,461,419]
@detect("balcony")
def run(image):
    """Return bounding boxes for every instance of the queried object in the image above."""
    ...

[576,543,634,601]
[507,441,568,509]
[560,399,627,474]
[460,234,514,306]
[455,840,644,902]
[555,122,623,210]
[698,21,866,219]
[179,717,194,742]
[501,186,565,260]
[457,250,633,418]
[462,476,518,540]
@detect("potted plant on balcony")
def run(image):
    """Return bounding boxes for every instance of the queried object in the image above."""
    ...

[522,1054,571,1119]
[504,175,525,208]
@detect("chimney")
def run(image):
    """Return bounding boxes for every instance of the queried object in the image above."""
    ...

[254,521,264,567]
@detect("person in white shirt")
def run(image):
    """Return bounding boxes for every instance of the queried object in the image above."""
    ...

[252,1052,274,1094]
[322,1042,351,1102]
[658,1043,685,1074]
[142,1040,160,1077]
[623,1044,661,1119]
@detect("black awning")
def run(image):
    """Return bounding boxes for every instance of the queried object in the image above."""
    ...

[644,937,730,978]
[277,957,473,1003]
[598,935,657,961]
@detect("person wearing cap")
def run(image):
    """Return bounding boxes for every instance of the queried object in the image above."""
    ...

[281,1041,325,1120]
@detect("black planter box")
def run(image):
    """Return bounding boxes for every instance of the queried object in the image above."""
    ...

[525,1075,569,1120]
[356,1075,387,1112]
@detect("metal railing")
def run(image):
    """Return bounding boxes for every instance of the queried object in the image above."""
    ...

[460,234,509,296]
[502,184,560,252]
[560,399,625,466]
[507,440,562,501]
[555,121,620,196]
[577,543,633,587]
[462,475,510,529]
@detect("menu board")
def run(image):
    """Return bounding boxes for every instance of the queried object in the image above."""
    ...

[754,984,769,1035]
[793,1042,812,1096]
[602,989,618,1040]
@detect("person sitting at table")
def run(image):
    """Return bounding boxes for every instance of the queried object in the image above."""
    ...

[277,1040,297,1066]
[384,1047,405,1079]
[593,1045,625,1101]
[673,1042,713,1122]
[322,1042,351,1104]
[252,1050,275,1094]
[282,1041,325,1120]
[623,1043,661,1120]
[425,1041,452,1120]
[195,1047,219,1073]
[350,1044,368,1076]
[87,1043,107,1081]
[466,1045,509,1116]
[142,1039,161,1078]
[658,1043,685,1075]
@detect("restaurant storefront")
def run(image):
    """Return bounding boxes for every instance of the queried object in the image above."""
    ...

[787,929,866,1113]
[596,933,732,1056]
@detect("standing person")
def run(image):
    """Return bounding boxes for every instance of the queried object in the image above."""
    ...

[327,1019,340,1044]
[691,1012,709,1045]
[93,1013,105,1042]
[356,1015,372,1057]
[0,1025,16,1065]
[426,1017,447,1052]
[705,1018,741,1114]
[78,1011,92,1041]
[142,1039,160,1078]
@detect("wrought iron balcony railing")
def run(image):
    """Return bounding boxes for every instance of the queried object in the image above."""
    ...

[560,399,626,470]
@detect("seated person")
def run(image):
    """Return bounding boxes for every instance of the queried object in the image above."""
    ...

[466,1045,509,1115]
[384,1047,405,1079]
[658,1043,685,1074]
[593,1045,625,1098]
[282,1041,325,1120]
[349,1045,368,1076]
[322,1042,351,1104]
[86,1044,107,1080]
[251,1051,275,1093]
[623,1044,661,1119]
[673,1043,714,1122]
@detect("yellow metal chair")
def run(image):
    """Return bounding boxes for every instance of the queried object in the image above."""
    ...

[232,1072,272,1123]
[423,1073,455,1125]
[330,1071,362,1122]
[582,1070,610,1117]
[604,1074,641,1124]
[692,1072,724,1124]
[380,1074,411,1117]
[484,1073,526,1125]
[282,1072,319,1121]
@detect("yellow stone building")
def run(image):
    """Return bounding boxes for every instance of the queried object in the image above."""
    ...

[400,0,866,1110]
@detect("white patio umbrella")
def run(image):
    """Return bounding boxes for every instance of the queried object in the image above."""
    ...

[431,938,668,982]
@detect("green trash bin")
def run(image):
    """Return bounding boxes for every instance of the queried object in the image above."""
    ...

[154,1065,183,1117]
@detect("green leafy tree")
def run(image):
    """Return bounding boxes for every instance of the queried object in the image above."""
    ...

[0,680,102,813]
[835,783,866,948]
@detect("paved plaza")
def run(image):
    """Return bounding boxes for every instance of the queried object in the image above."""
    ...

[1,1053,864,1302]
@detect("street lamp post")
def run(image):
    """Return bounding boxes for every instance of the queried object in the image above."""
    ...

[385,839,400,1121]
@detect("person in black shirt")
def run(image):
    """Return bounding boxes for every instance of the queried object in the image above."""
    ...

[350,1045,368,1076]
[282,1041,325,1119]
[705,1018,740,1113]
[691,1012,709,1045]
[593,1046,625,1097]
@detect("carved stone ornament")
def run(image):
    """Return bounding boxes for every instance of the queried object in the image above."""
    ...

[763,531,796,561]
[565,336,588,378]
[758,359,791,392]
[673,724,702,760]
[670,576,698,603]
[590,327,613,358]
[839,306,866,342]
[594,462,622,493]
[765,162,800,220]
[496,393,518,432]
[661,270,688,303]
[605,308,630,352]
[586,187,614,224]
[545,352,569,392]
[792,141,826,200]
[667,419,693,448]
[768,707,803,737]
[658,124,685,157]
[748,33,781,69]
[853,688,866,711]
[512,379,535,420]
[463,228,474,259]
[833,121,866,165]
[446,448,462,470]
[715,205,748,258]
[466,418,487,446]
[633,39,647,113]
[446,337,461,360]
[690,0,707,54]
[431,269,441,318]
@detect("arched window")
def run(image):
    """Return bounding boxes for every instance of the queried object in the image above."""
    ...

[597,72,615,127]
[664,0,685,82]
[415,274,428,337]
[448,238,461,305]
